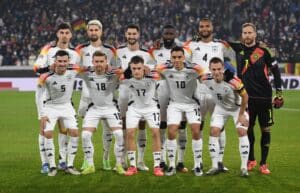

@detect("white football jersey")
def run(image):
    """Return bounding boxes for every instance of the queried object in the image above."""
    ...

[34,42,80,69]
[121,77,158,109]
[82,71,119,107]
[76,43,116,67]
[158,62,200,104]
[185,40,225,73]
[36,70,77,118]
[116,45,154,70]
[203,76,243,111]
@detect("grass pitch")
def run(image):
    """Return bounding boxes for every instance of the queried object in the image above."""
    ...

[0,90,299,193]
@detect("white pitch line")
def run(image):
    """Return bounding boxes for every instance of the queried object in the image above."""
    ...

[280,107,300,112]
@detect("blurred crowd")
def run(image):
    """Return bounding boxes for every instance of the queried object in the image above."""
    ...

[0,0,299,66]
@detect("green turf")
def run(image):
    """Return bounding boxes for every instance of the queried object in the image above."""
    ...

[0,90,299,193]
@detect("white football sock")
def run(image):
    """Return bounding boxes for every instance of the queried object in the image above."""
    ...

[192,139,202,169]
[137,129,147,164]
[153,151,161,168]
[127,151,136,167]
[177,128,187,163]
[44,137,56,168]
[239,136,250,170]
[102,120,113,161]
[209,136,219,168]
[219,129,226,162]
[82,131,94,166]
[67,136,79,167]
[160,128,167,163]
[38,134,48,165]
[167,139,177,168]
[113,130,124,165]
[58,133,68,164]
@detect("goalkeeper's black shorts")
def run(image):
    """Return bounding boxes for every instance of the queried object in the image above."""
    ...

[248,98,274,128]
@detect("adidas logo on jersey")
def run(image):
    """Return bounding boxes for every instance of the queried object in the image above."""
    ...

[52,81,57,85]
[158,53,163,57]
[209,86,214,90]
[168,74,174,78]
[122,55,127,59]
[195,47,200,51]
[85,53,90,56]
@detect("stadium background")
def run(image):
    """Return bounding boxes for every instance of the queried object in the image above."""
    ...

[0,0,299,193]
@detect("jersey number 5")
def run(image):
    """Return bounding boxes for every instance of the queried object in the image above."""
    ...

[61,85,66,92]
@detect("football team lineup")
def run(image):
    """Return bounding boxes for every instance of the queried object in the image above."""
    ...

[33,19,284,178]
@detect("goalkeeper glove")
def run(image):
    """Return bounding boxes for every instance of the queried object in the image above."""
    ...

[272,89,284,109]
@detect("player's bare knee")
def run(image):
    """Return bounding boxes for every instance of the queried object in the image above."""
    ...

[151,128,160,139]
[68,129,79,137]
[210,127,221,137]
[167,125,178,139]
[44,131,53,139]
[126,128,135,138]
[237,128,247,137]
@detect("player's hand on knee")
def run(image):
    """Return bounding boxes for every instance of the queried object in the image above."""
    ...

[238,114,249,128]
[40,116,50,130]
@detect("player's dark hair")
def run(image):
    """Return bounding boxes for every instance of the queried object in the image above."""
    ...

[55,50,69,58]
[199,17,212,23]
[56,22,72,33]
[171,46,185,55]
[126,23,140,32]
[209,57,224,67]
[93,51,107,59]
[163,24,175,30]
[129,55,144,64]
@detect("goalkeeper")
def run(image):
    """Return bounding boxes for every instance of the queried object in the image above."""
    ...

[224,23,283,175]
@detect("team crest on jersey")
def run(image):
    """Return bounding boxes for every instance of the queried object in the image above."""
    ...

[106,75,113,81]
[212,46,218,52]
[89,78,94,81]
[185,75,190,80]
[168,74,174,79]
[223,87,229,93]
[122,55,127,59]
